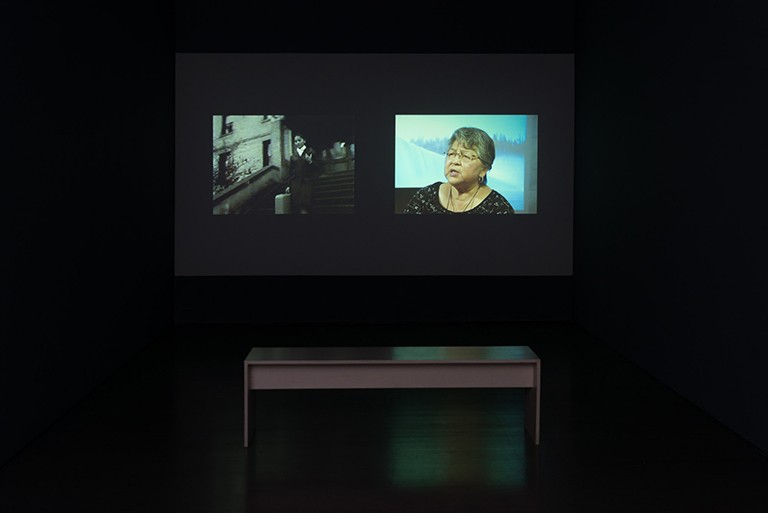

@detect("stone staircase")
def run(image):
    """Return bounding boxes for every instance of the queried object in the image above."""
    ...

[311,158,355,214]
[242,157,355,214]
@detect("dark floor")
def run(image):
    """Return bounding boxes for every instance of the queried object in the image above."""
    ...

[1,322,766,513]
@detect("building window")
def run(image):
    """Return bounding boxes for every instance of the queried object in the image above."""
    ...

[263,140,271,167]
[216,151,231,186]
[221,115,233,135]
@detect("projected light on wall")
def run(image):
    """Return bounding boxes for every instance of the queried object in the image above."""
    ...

[395,114,538,214]
[211,114,355,215]
[175,53,573,276]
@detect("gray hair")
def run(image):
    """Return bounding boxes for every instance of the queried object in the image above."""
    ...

[447,127,495,183]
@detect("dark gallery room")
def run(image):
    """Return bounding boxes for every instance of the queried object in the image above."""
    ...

[3,2,767,512]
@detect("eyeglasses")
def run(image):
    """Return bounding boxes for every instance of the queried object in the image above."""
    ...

[444,149,485,165]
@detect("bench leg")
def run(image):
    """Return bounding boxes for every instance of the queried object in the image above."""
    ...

[524,361,541,444]
[525,387,540,444]
[244,366,250,447]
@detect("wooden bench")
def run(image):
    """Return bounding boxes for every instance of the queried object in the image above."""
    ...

[244,345,541,447]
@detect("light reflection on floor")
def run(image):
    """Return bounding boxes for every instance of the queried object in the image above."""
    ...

[242,345,538,493]
[388,389,528,489]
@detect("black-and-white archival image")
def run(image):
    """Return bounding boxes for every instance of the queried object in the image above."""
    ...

[212,114,355,214]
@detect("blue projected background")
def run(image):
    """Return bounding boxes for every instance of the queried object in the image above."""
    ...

[395,114,538,213]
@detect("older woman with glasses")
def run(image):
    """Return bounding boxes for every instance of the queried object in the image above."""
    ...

[401,127,515,214]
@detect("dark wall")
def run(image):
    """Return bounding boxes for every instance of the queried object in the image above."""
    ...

[2,6,174,467]
[10,0,765,475]
[574,3,768,454]
[3,1,576,469]
[175,3,576,54]
[174,276,575,324]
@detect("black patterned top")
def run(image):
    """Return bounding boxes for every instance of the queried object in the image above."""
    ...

[402,182,515,214]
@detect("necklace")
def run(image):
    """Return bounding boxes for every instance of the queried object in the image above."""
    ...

[448,186,481,212]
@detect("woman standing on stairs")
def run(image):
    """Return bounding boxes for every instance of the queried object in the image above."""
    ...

[289,133,318,214]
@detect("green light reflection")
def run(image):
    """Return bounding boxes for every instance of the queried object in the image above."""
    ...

[389,391,527,489]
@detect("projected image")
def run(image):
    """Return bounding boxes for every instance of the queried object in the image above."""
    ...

[394,115,538,214]
[212,114,355,215]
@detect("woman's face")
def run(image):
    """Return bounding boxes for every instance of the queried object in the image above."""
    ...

[444,143,487,188]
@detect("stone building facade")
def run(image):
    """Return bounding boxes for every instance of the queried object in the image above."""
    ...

[212,115,295,214]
